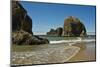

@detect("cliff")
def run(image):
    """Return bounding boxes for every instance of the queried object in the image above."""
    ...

[12,1,49,45]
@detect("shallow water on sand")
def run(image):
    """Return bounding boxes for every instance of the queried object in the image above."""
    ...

[11,41,96,65]
[69,42,96,62]
[11,44,80,65]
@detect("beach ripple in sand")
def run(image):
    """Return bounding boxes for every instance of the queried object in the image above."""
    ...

[11,45,80,65]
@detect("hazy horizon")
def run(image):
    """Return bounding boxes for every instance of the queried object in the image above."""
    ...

[20,1,96,35]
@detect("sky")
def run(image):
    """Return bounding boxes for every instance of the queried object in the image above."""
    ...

[20,1,96,35]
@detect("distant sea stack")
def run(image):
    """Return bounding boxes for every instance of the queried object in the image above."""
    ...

[12,1,49,45]
[47,16,87,37]
[62,16,87,37]
[47,27,63,36]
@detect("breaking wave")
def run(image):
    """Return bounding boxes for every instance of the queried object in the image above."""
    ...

[50,38,95,44]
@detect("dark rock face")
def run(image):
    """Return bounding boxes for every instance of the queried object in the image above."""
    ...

[63,16,87,36]
[12,1,32,34]
[12,1,49,45]
[47,29,57,36]
[56,27,63,36]
[47,27,63,36]
[47,16,87,37]
[12,30,49,45]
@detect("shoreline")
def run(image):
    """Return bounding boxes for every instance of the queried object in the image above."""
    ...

[68,49,96,62]
[11,41,96,65]
[11,43,80,65]
[68,42,96,62]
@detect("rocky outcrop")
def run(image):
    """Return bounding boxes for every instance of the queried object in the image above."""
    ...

[62,16,87,37]
[12,1,49,45]
[47,27,63,36]
[47,16,86,37]
[12,1,32,34]
[47,29,56,36]
[12,30,49,45]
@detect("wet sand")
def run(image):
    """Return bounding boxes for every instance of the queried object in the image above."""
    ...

[68,42,96,62]
[11,42,96,65]
[11,43,80,65]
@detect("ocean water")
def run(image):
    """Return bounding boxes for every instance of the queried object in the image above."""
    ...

[12,35,96,65]
[38,35,96,44]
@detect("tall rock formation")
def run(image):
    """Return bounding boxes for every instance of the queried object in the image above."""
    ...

[12,1,49,45]
[62,16,87,36]
[12,1,32,34]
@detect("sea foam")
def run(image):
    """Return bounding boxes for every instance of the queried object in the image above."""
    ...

[50,38,95,44]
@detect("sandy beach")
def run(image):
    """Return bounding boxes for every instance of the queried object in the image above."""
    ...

[11,43,80,65]
[69,42,96,62]
[11,41,96,65]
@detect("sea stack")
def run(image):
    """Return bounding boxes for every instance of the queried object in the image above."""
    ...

[62,16,87,36]
[12,1,49,45]
[47,27,63,36]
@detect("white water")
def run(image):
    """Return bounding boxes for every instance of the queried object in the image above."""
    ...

[12,45,80,65]
[12,37,95,65]
[50,38,95,44]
